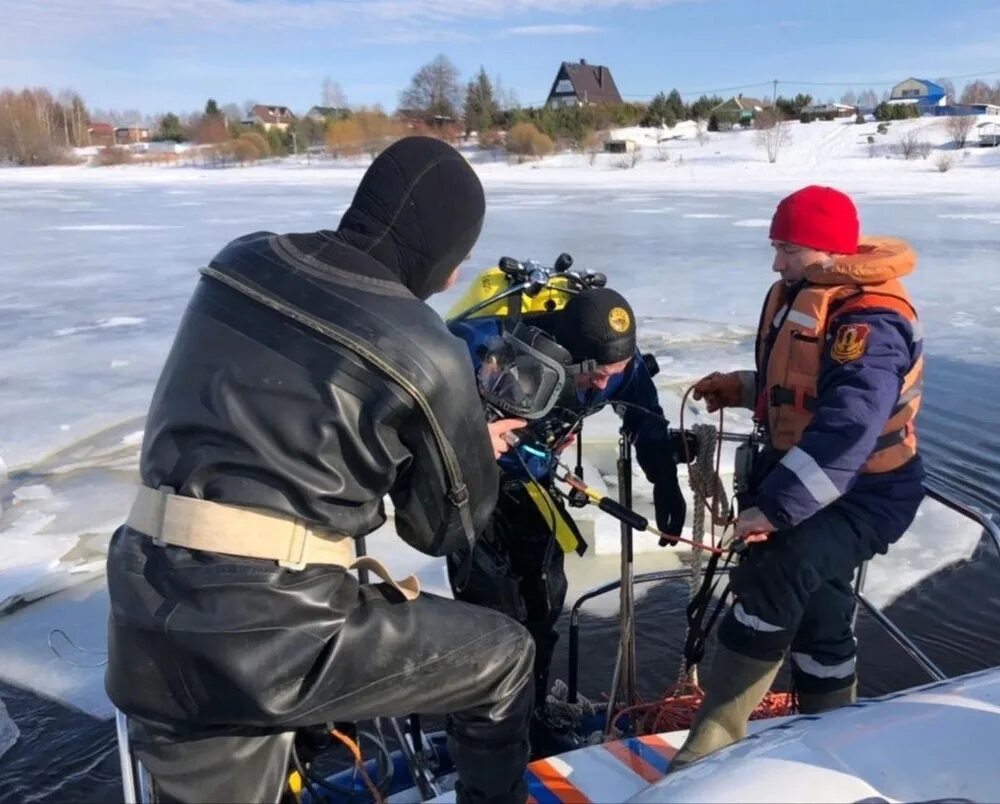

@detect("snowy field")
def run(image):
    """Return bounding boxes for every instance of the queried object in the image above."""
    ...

[0,116,998,718]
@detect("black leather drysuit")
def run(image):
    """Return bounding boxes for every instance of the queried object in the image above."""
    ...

[105,137,534,803]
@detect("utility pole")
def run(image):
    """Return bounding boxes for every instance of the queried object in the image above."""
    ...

[772,79,779,109]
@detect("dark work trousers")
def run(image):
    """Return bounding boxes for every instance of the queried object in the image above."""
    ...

[105,527,535,804]
[719,491,922,693]
[448,481,573,708]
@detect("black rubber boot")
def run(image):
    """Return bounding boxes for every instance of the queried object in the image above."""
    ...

[451,739,530,804]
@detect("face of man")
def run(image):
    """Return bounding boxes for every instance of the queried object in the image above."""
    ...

[771,240,830,287]
[574,357,632,391]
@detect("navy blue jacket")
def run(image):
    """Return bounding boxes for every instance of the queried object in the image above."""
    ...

[755,303,925,538]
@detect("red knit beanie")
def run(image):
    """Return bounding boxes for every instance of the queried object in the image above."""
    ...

[769,186,860,255]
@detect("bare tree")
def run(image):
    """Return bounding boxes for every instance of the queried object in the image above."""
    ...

[493,75,520,113]
[946,115,975,149]
[857,89,879,110]
[754,109,791,163]
[399,55,462,119]
[896,131,932,160]
[0,88,74,165]
[221,103,243,125]
[935,77,957,104]
[840,89,858,107]
[322,77,348,109]
[935,153,954,173]
[960,80,993,105]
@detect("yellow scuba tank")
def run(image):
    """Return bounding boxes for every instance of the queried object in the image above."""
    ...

[446,267,576,321]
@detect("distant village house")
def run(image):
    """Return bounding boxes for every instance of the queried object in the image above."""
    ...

[977,121,1000,147]
[935,102,1000,118]
[709,94,767,125]
[802,103,857,119]
[395,109,456,129]
[115,126,151,145]
[604,138,639,154]
[87,123,115,147]
[546,60,623,108]
[244,105,296,132]
[887,79,948,111]
[306,106,350,123]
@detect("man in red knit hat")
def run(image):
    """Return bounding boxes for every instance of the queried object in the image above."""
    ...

[669,186,925,770]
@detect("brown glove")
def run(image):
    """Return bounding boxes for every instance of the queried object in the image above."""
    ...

[692,372,744,413]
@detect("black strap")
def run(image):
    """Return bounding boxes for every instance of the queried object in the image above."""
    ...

[875,427,908,451]
[504,286,524,332]
[683,551,734,672]
[769,385,818,411]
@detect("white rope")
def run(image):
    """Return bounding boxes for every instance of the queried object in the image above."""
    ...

[677,423,729,685]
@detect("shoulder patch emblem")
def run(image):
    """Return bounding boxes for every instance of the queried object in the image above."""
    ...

[608,306,631,334]
[830,323,871,364]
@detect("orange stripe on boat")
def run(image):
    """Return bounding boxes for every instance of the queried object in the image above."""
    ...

[529,759,591,803]
[603,740,663,783]
[639,733,679,761]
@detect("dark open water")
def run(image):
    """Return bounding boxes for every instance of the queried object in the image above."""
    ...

[2,357,998,803]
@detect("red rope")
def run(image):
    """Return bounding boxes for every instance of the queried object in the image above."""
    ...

[611,682,796,736]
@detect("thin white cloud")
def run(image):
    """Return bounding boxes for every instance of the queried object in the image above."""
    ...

[0,0,698,47]
[502,24,604,36]
[355,28,479,45]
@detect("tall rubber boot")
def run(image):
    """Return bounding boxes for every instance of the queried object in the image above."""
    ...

[667,645,783,773]
[797,680,857,714]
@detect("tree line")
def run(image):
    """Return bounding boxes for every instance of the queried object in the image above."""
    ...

[5,62,1000,167]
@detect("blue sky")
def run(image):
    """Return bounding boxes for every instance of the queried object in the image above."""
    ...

[3,0,999,116]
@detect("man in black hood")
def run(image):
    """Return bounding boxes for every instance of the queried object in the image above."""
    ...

[105,137,533,803]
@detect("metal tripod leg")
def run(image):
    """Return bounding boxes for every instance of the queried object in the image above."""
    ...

[605,432,637,733]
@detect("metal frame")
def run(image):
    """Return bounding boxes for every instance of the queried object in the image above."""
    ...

[112,446,999,801]
[566,476,999,706]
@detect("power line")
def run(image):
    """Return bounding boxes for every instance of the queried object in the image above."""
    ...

[517,67,1000,108]
[579,69,1000,102]
[780,68,1000,88]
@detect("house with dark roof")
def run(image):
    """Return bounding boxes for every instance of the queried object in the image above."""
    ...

[87,123,115,147]
[243,105,297,132]
[306,106,350,123]
[888,78,948,112]
[546,60,622,108]
[709,94,767,125]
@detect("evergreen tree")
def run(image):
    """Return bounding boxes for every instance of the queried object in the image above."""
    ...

[642,92,670,127]
[156,113,185,142]
[775,93,812,118]
[463,67,498,134]
[690,95,723,121]
[666,89,686,120]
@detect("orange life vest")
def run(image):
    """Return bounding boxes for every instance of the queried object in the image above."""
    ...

[755,237,922,475]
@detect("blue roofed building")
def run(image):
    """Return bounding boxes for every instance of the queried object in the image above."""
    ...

[888,78,948,113]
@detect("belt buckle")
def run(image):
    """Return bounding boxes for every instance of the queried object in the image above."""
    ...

[278,520,309,571]
[151,486,176,547]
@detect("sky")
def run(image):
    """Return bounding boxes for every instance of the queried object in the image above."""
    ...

[2,0,1000,118]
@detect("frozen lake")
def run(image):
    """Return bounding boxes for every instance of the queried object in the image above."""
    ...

[0,166,998,799]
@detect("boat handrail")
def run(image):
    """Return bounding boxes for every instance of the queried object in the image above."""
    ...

[567,477,998,703]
